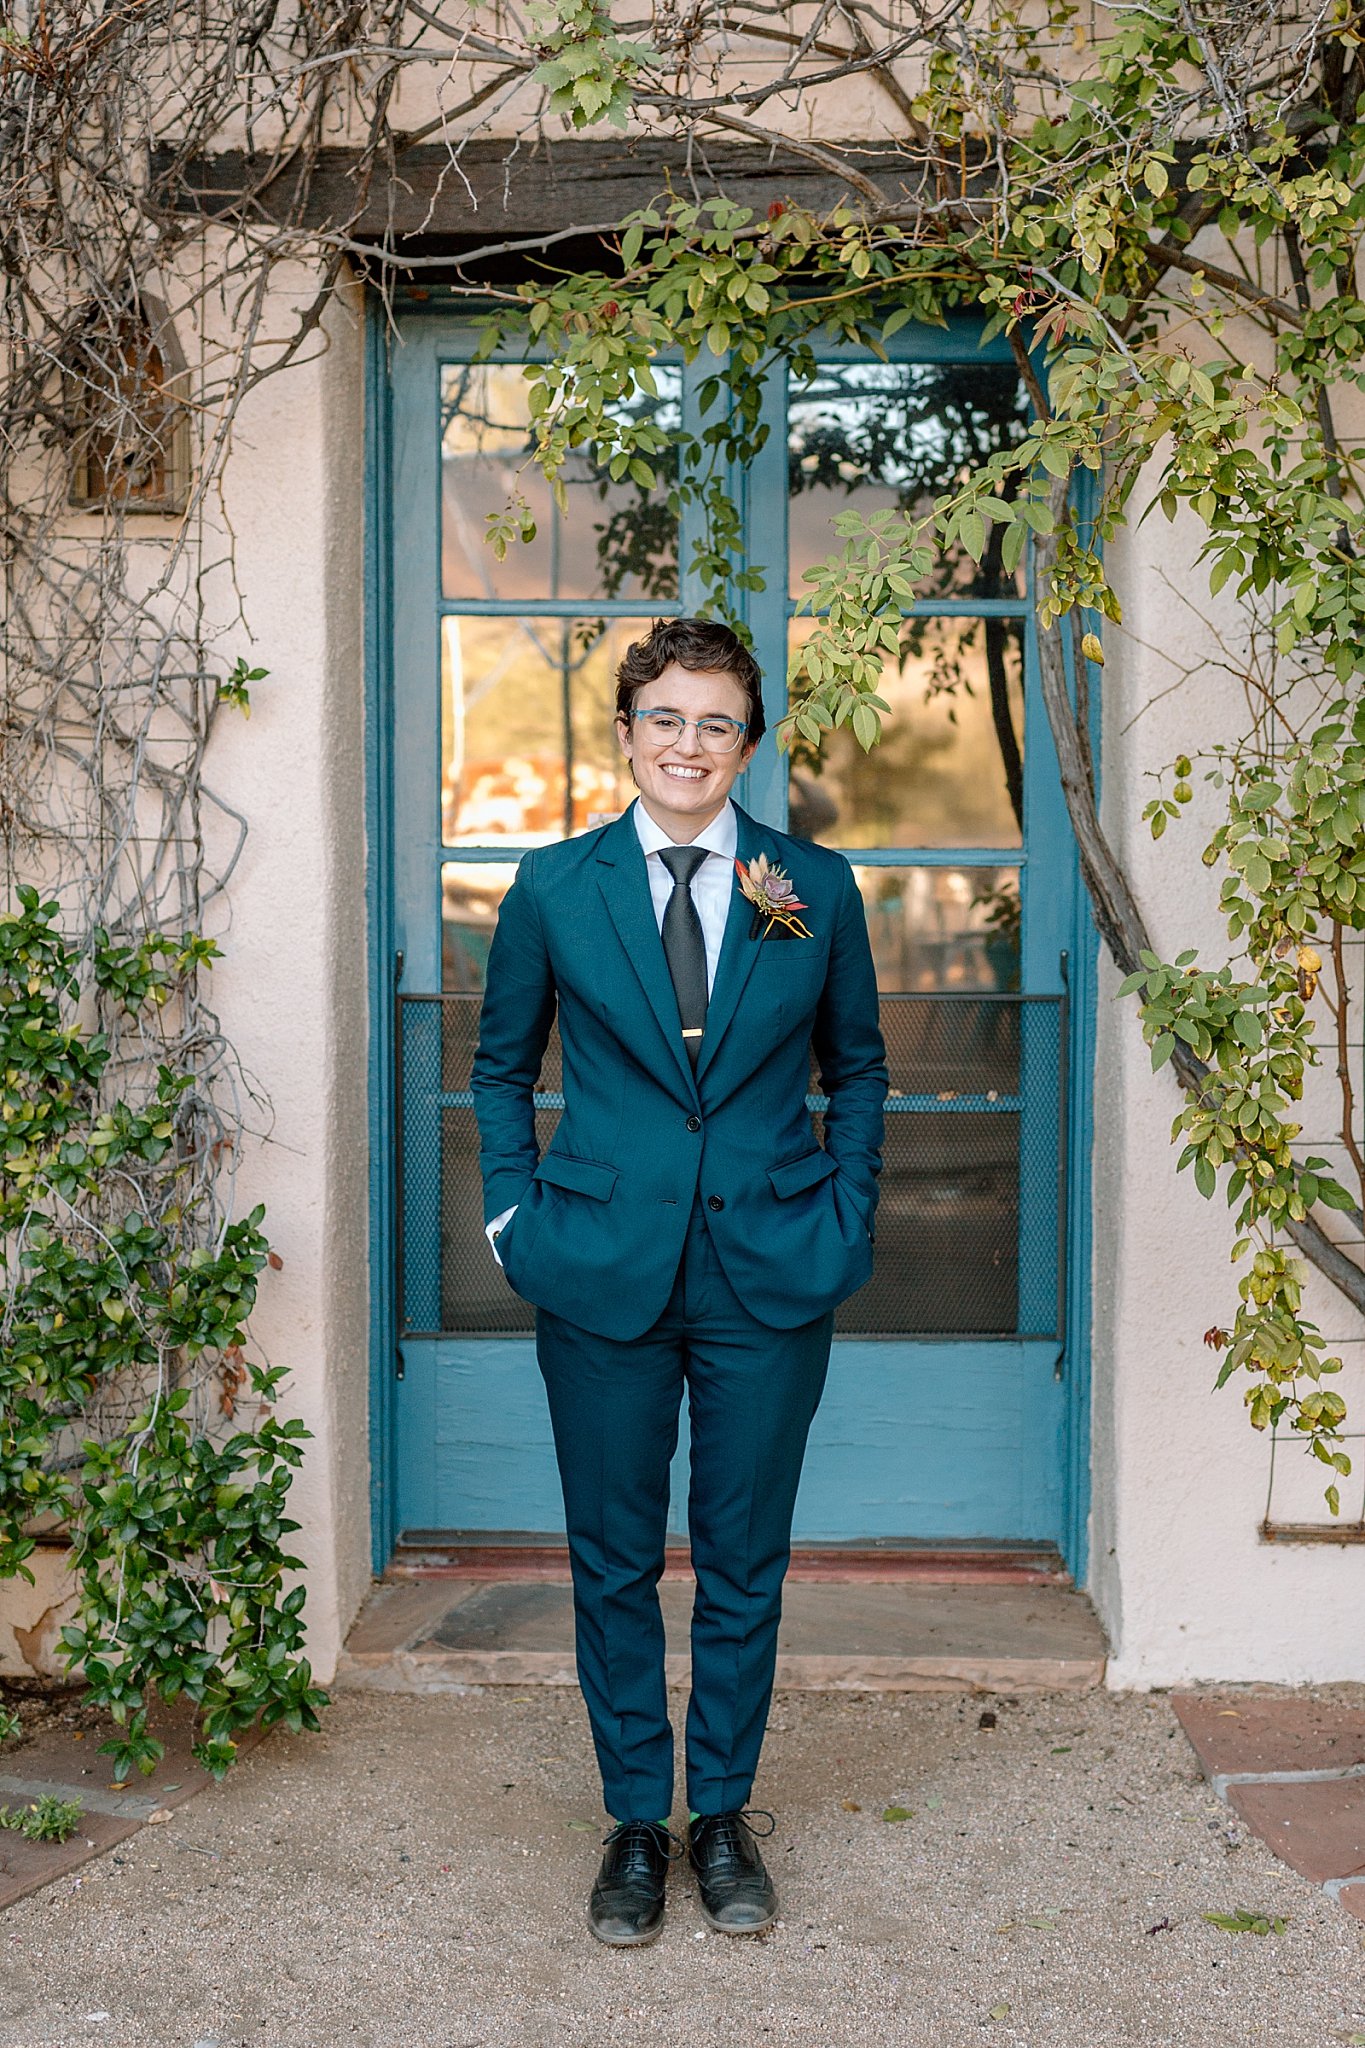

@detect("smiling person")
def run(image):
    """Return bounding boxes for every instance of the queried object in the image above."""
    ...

[471,617,887,1946]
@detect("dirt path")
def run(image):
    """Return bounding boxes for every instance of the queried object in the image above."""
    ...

[2,1687,1361,2047]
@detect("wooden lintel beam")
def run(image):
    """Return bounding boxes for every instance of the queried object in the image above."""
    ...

[151,139,924,238]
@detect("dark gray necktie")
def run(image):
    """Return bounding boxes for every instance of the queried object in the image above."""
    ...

[658,844,709,1068]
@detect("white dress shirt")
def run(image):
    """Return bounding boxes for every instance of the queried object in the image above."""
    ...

[631,795,737,995]
[487,798,737,1263]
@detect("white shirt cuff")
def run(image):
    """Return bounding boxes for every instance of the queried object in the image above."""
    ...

[486,1206,516,1267]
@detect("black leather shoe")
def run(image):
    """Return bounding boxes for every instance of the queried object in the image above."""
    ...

[687,1810,778,1934]
[588,1820,673,1946]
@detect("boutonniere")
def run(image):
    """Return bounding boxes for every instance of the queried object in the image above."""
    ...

[735,854,813,940]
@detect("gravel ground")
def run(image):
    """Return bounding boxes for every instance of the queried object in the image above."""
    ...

[1,1686,1362,2048]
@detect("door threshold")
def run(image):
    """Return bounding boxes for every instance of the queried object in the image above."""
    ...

[343,1574,1105,1693]
[387,1536,1070,1587]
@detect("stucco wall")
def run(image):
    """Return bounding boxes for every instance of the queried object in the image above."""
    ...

[1090,492,1365,1687]
[196,256,373,1685]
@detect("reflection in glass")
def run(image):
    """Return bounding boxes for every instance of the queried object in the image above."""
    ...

[442,865,517,993]
[442,615,644,845]
[788,618,1024,849]
[441,362,681,602]
[787,360,1031,601]
[852,864,1021,992]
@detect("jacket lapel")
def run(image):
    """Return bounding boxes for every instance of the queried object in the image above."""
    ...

[594,807,697,1101]
[694,803,768,1083]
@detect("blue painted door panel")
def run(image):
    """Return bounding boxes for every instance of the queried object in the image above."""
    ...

[795,1340,1065,1540]
[397,1335,1065,1543]
[374,303,1093,1566]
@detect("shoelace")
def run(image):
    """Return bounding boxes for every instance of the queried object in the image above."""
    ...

[600,1820,686,1872]
[690,1808,776,1862]
[694,1807,775,1836]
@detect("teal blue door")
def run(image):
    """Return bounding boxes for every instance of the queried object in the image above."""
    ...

[375,306,1092,1565]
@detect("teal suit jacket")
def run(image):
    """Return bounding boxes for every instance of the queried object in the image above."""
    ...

[471,801,888,1340]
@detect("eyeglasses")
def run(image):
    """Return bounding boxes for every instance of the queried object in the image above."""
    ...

[630,708,749,755]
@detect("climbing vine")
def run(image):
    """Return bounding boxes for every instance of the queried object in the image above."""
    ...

[474,0,1365,1503]
[0,893,325,1773]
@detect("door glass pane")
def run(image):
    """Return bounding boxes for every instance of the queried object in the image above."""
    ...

[442,864,517,993]
[789,617,1024,849]
[441,362,681,602]
[787,360,1031,600]
[818,993,1062,1337]
[851,863,1021,993]
[442,615,642,846]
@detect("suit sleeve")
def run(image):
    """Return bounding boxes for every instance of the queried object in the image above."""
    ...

[810,857,888,1212]
[470,853,558,1224]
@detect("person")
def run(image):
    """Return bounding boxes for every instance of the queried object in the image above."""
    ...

[472,617,887,1946]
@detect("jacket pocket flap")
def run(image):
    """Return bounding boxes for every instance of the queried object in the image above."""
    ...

[534,1153,619,1201]
[768,1149,838,1200]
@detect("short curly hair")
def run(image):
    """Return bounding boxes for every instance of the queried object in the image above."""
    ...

[614,617,765,747]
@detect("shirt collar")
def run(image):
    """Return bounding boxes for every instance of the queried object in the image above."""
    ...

[631,796,737,863]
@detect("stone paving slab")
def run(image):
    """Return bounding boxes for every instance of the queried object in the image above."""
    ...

[340,1575,1108,1693]
[1227,1777,1365,1886]
[1173,1691,1365,1779]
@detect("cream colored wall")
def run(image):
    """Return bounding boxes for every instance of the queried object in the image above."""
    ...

[1091,488,1365,1687]
[0,248,373,1686]
[197,258,373,1685]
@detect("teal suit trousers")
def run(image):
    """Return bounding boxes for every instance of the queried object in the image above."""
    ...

[474,802,886,1822]
[537,1198,833,1822]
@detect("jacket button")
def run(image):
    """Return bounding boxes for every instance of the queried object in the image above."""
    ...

[686,1115,701,1133]
[707,1194,724,1212]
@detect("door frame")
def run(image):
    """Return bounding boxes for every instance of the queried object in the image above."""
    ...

[363,289,1099,1578]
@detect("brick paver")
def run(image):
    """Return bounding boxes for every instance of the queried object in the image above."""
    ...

[1172,1690,1365,1779]
[0,1699,260,1910]
[1174,1690,1365,1924]
[1227,1776,1365,1884]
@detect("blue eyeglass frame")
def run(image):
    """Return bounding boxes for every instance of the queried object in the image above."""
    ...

[629,706,750,751]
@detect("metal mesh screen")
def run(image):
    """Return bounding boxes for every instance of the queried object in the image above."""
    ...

[398,990,1066,1341]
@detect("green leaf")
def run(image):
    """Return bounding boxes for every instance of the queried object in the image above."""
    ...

[1202,1906,1288,1936]
[881,1805,914,1823]
[959,509,986,563]
[851,701,880,751]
